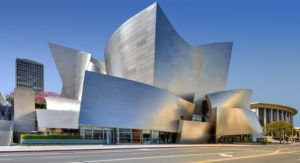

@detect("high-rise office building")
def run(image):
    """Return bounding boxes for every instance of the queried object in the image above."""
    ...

[15,58,44,93]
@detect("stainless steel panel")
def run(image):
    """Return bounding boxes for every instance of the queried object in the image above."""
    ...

[0,93,7,106]
[177,120,213,144]
[14,87,36,133]
[216,107,263,137]
[87,58,107,74]
[0,120,13,146]
[105,3,157,85]
[154,5,204,101]
[45,96,80,112]
[193,42,232,117]
[36,109,78,129]
[48,43,92,100]
[205,89,262,137]
[79,71,195,132]
[105,3,205,101]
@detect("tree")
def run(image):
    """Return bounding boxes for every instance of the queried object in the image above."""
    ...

[5,91,14,106]
[264,121,295,143]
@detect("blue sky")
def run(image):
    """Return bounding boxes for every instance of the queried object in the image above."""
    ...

[0,0,300,126]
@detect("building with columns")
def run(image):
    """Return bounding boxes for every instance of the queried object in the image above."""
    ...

[250,102,297,127]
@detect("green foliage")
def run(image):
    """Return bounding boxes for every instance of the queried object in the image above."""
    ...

[13,132,19,143]
[5,92,14,106]
[21,134,82,140]
[264,121,295,143]
[264,121,294,136]
[35,103,46,109]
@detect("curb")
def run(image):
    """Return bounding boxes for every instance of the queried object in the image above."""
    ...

[0,144,258,153]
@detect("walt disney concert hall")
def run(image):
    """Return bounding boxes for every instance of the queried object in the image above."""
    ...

[40,2,262,144]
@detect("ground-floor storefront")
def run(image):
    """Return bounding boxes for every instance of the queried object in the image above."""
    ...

[80,127,178,144]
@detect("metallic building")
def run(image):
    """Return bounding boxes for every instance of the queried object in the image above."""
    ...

[105,3,205,102]
[39,2,267,144]
[177,120,213,144]
[79,71,195,133]
[0,93,13,146]
[205,89,262,137]
[15,58,44,93]
[49,43,92,100]
[216,107,262,137]
[0,120,13,146]
[87,58,107,74]
[45,96,80,112]
[193,42,232,120]
[49,43,106,100]
[36,109,78,129]
[0,93,7,107]
[250,102,297,127]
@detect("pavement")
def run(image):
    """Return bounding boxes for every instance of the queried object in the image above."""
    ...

[0,143,299,162]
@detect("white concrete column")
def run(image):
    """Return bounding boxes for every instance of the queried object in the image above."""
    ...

[271,109,273,122]
[277,110,279,121]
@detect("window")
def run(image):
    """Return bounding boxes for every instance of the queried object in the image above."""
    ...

[279,111,282,120]
[258,108,264,126]
[266,109,271,124]
[119,128,131,143]
[93,130,103,139]
[273,110,277,122]
[84,129,92,139]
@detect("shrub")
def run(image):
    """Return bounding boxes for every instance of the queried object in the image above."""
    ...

[35,103,46,109]
[21,134,82,140]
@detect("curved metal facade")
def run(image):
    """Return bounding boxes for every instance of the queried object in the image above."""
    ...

[87,58,107,74]
[49,43,91,100]
[38,2,265,144]
[105,3,157,85]
[177,120,213,144]
[205,89,262,137]
[0,93,7,106]
[79,71,195,132]
[45,96,81,112]
[105,3,204,101]
[216,107,262,136]
[193,42,232,117]
[0,120,13,146]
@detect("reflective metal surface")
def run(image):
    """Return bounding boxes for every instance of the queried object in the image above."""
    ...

[193,42,232,117]
[216,107,262,136]
[177,120,213,144]
[0,120,13,146]
[14,87,36,133]
[205,89,262,137]
[45,96,80,112]
[105,3,157,85]
[87,58,107,74]
[79,71,195,132]
[0,93,7,106]
[105,3,205,101]
[48,42,91,100]
[36,109,78,129]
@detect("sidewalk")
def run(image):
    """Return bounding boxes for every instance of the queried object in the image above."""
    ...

[0,144,257,153]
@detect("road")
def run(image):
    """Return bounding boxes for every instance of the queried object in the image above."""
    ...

[0,144,300,163]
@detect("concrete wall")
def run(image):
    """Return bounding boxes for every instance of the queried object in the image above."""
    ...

[14,87,36,134]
